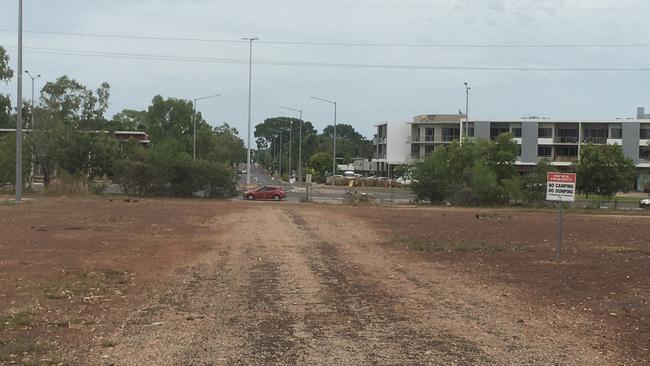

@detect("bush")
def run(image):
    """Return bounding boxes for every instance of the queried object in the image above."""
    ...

[113,156,236,198]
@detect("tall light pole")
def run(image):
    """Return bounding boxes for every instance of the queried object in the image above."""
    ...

[279,105,302,184]
[464,82,471,139]
[24,71,40,129]
[311,96,337,184]
[193,93,220,160]
[242,37,259,185]
[15,0,24,202]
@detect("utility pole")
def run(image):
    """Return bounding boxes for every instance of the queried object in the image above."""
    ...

[25,71,40,129]
[15,0,24,202]
[279,105,303,184]
[311,96,337,184]
[242,37,259,185]
[464,82,471,138]
[192,93,220,161]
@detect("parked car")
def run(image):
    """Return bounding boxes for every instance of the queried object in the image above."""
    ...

[243,185,286,201]
[640,198,650,209]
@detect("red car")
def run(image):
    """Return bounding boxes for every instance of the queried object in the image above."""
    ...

[243,185,286,201]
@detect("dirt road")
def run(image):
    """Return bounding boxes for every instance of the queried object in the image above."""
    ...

[90,204,615,365]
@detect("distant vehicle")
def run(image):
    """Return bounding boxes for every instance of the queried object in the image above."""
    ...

[396,177,412,185]
[343,171,355,178]
[640,198,650,209]
[243,185,286,201]
[237,169,243,174]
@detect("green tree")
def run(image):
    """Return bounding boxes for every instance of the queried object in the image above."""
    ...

[522,160,552,205]
[309,152,333,181]
[40,76,111,129]
[573,144,636,198]
[0,134,31,187]
[411,147,452,203]
[145,96,194,148]
[0,47,14,128]
[108,109,147,131]
[0,47,13,82]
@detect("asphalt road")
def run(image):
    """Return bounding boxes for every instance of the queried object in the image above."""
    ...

[238,166,415,204]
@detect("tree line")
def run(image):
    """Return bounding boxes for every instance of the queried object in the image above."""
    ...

[0,46,245,197]
[411,133,637,206]
[254,117,374,181]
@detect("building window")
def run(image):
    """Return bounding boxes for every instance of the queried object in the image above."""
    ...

[556,145,578,156]
[467,127,475,137]
[583,128,608,143]
[424,145,435,156]
[511,127,522,138]
[538,145,552,157]
[641,129,650,139]
[556,128,579,143]
[640,146,650,161]
[490,127,509,140]
[425,127,435,142]
[442,127,460,141]
[538,128,553,138]
[610,128,622,139]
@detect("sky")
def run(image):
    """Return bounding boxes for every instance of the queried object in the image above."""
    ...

[1,0,650,139]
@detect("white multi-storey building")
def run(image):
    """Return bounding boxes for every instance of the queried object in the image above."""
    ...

[371,109,650,189]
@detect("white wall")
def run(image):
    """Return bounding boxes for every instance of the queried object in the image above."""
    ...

[386,122,410,164]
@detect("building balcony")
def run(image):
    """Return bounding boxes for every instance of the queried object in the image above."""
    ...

[554,136,579,144]
[442,134,460,142]
[553,155,578,163]
[582,137,607,144]
[373,137,387,145]
[373,153,387,160]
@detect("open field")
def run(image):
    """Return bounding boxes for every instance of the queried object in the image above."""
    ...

[0,197,648,365]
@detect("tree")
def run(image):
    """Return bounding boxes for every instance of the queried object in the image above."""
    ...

[411,146,452,203]
[412,134,523,206]
[522,160,551,205]
[573,144,636,198]
[0,134,31,187]
[309,152,333,181]
[29,109,66,187]
[145,95,194,148]
[0,47,14,128]
[40,76,111,130]
[0,47,13,82]
[108,109,147,131]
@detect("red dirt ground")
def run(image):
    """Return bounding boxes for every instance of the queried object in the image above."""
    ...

[0,197,648,365]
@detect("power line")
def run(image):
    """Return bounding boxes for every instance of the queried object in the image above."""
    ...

[152,0,650,11]
[2,29,650,49]
[4,45,650,72]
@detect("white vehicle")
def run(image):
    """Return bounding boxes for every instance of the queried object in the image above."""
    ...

[343,170,356,178]
[640,198,650,209]
[396,176,412,185]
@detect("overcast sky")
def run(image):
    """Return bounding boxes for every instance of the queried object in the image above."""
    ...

[1,0,650,138]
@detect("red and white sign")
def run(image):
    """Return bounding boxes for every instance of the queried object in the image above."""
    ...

[546,172,576,202]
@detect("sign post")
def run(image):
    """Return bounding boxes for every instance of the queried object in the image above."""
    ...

[546,172,576,263]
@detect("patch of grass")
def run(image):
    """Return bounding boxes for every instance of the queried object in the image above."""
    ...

[100,339,118,348]
[0,338,45,362]
[1,309,37,330]
[396,238,504,254]
[0,199,17,206]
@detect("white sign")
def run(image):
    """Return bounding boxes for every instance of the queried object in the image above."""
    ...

[305,174,312,184]
[546,172,576,202]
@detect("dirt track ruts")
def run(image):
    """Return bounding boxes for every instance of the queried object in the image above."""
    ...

[93,204,614,365]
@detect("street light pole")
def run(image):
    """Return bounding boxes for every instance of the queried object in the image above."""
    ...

[464,82,471,139]
[192,93,220,161]
[25,71,40,129]
[15,0,24,202]
[279,105,303,184]
[311,96,337,185]
[242,37,259,185]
